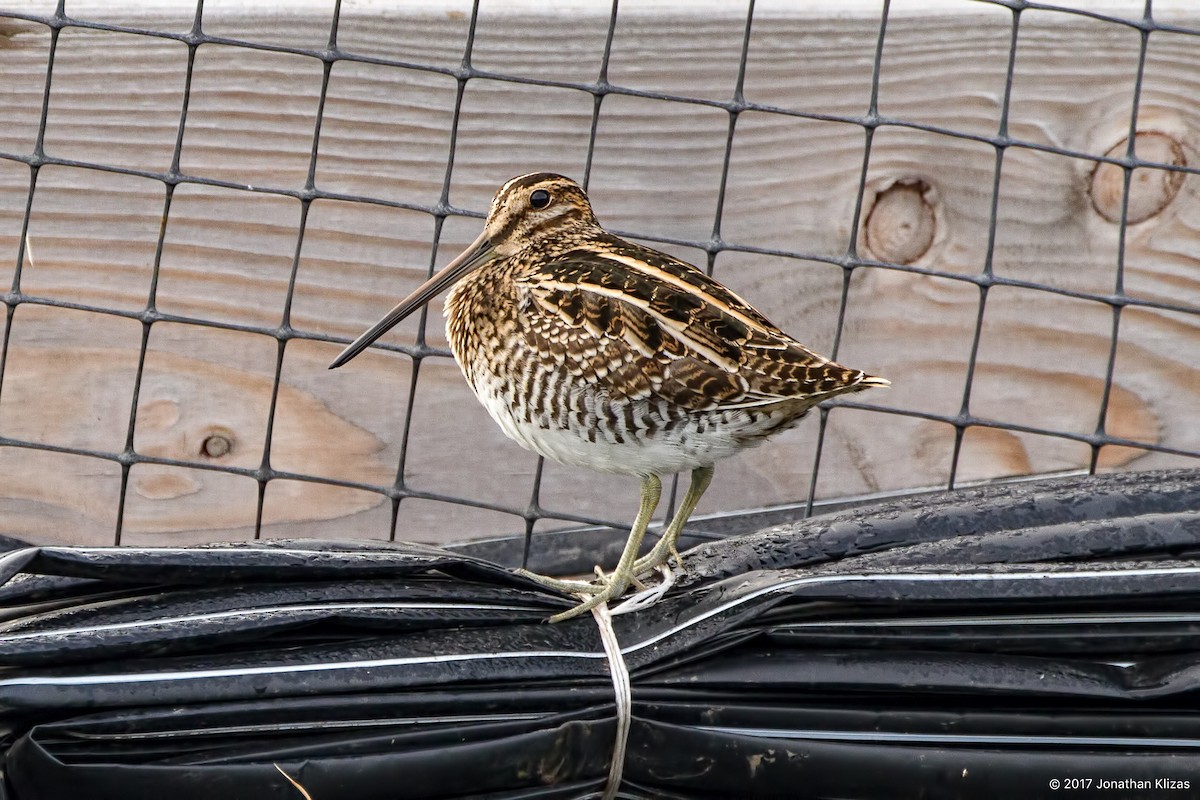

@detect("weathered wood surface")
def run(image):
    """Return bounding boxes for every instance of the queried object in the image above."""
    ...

[0,1,1198,546]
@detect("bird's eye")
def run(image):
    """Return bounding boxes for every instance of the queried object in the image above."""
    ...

[529,189,551,209]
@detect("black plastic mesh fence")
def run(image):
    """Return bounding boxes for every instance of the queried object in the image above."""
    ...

[0,0,1198,561]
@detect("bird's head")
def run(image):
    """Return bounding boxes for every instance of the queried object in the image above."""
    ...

[329,172,594,369]
[482,173,598,257]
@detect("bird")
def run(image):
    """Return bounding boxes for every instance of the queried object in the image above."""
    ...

[330,173,889,622]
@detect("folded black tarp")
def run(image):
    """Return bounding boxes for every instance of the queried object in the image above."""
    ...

[2,468,1199,799]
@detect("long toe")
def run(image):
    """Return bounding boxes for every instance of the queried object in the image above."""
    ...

[548,579,626,623]
[514,567,606,595]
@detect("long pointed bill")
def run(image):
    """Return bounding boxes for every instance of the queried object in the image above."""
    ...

[328,229,494,369]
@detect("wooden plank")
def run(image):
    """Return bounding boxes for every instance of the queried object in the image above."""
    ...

[0,3,1198,547]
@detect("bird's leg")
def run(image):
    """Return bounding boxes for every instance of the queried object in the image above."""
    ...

[542,473,662,623]
[633,464,714,577]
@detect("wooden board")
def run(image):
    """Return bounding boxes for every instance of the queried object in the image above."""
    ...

[0,1,1198,547]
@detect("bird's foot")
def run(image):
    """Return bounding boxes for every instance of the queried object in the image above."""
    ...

[518,557,678,623]
[547,573,634,623]
[514,565,638,621]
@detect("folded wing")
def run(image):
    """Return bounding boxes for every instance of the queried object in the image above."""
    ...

[516,240,883,412]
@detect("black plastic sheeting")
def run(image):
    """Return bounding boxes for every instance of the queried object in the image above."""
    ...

[1,468,1199,799]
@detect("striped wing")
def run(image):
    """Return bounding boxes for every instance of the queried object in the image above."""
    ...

[515,237,877,411]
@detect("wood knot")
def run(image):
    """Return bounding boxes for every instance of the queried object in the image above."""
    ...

[201,433,233,458]
[863,179,936,265]
[1090,132,1186,224]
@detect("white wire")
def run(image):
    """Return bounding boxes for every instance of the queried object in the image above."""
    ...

[591,601,632,800]
[611,564,675,616]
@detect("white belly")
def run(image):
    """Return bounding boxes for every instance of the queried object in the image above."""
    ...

[469,375,789,477]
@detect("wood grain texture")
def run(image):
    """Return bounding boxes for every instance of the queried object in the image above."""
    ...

[0,2,1198,547]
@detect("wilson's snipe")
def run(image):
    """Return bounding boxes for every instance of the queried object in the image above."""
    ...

[331,173,888,622]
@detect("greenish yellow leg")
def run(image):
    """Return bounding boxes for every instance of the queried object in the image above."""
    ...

[633,464,714,576]
[538,473,662,623]
[513,571,606,595]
